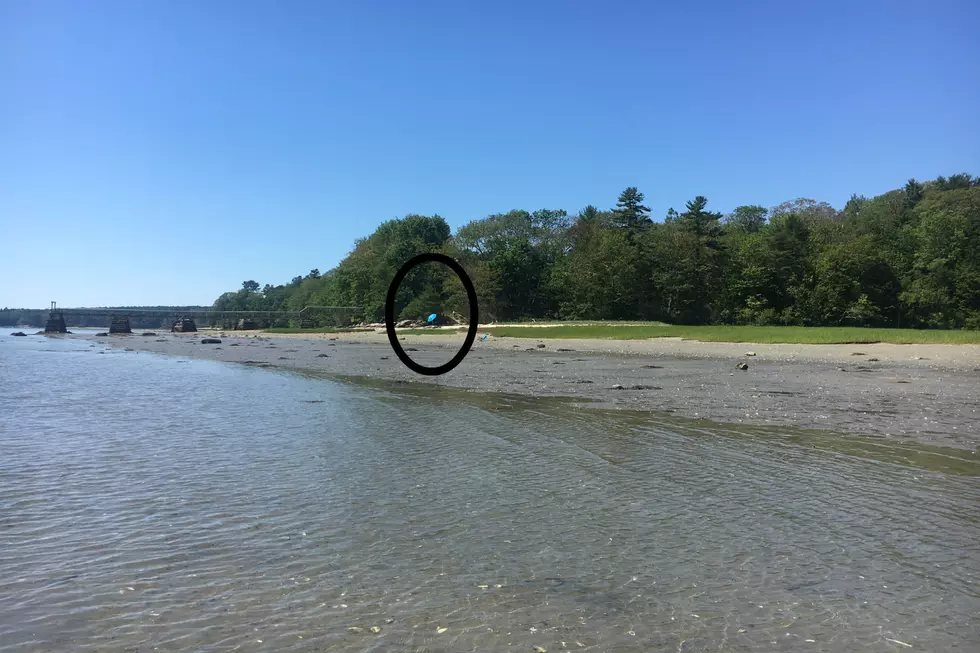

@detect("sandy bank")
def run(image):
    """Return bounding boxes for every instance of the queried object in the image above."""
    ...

[264,328,980,368]
[86,330,979,452]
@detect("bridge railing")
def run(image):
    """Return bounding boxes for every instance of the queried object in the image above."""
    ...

[47,306,365,328]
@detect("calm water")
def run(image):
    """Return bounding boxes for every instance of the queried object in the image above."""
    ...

[1,330,978,652]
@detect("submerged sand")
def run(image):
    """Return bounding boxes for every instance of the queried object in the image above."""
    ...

[88,329,979,451]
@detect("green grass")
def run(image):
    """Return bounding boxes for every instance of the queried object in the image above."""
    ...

[479,324,980,344]
[486,319,670,326]
[396,327,468,335]
[261,323,980,344]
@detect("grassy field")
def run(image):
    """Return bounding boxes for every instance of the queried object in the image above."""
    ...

[485,320,670,327]
[261,323,980,344]
[478,324,980,344]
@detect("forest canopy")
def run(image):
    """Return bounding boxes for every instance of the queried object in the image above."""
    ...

[212,173,980,329]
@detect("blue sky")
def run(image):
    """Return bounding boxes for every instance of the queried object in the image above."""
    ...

[3,0,978,308]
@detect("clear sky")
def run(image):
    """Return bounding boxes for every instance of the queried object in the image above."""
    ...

[3,0,978,308]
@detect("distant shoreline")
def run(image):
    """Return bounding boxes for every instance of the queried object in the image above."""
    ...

[67,328,980,453]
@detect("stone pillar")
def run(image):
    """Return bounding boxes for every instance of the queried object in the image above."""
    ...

[172,317,197,332]
[109,316,132,334]
[44,311,68,333]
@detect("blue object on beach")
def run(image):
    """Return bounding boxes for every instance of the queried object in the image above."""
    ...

[480,334,488,341]
[427,313,438,323]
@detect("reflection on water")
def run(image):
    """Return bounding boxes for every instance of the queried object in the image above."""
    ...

[1,330,978,652]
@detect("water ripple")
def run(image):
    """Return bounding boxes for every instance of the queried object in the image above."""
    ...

[1,333,978,651]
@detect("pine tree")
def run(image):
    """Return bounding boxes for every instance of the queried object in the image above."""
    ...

[904,179,923,208]
[611,187,651,231]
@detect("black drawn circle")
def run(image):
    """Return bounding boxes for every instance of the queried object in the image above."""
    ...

[384,253,479,376]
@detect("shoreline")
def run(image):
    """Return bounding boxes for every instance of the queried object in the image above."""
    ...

[258,328,980,367]
[79,329,979,452]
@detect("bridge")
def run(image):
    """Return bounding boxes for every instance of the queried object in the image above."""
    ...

[39,303,363,333]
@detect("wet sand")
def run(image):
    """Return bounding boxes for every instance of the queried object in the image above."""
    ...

[90,329,979,451]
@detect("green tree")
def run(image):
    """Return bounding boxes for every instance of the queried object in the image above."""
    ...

[725,205,767,233]
[770,198,838,225]
[454,208,570,320]
[556,226,646,319]
[798,235,898,326]
[611,187,651,232]
[904,179,923,208]
[315,214,453,321]
[580,205,601,222]
[933,173,976,192]
[677,196,723,241]
[658,196,726,323]
[843,194,867,221]
[721,230,781,324]
[902,187,980,327]
[211,172,979,331]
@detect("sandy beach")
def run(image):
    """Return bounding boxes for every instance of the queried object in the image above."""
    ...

[87,328,980,451]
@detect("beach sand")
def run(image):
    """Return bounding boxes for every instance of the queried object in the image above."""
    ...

[90,328,980,451]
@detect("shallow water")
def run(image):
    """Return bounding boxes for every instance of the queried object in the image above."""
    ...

[1,330,978,652]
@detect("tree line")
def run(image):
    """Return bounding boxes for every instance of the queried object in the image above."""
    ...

[213,173,980,329]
